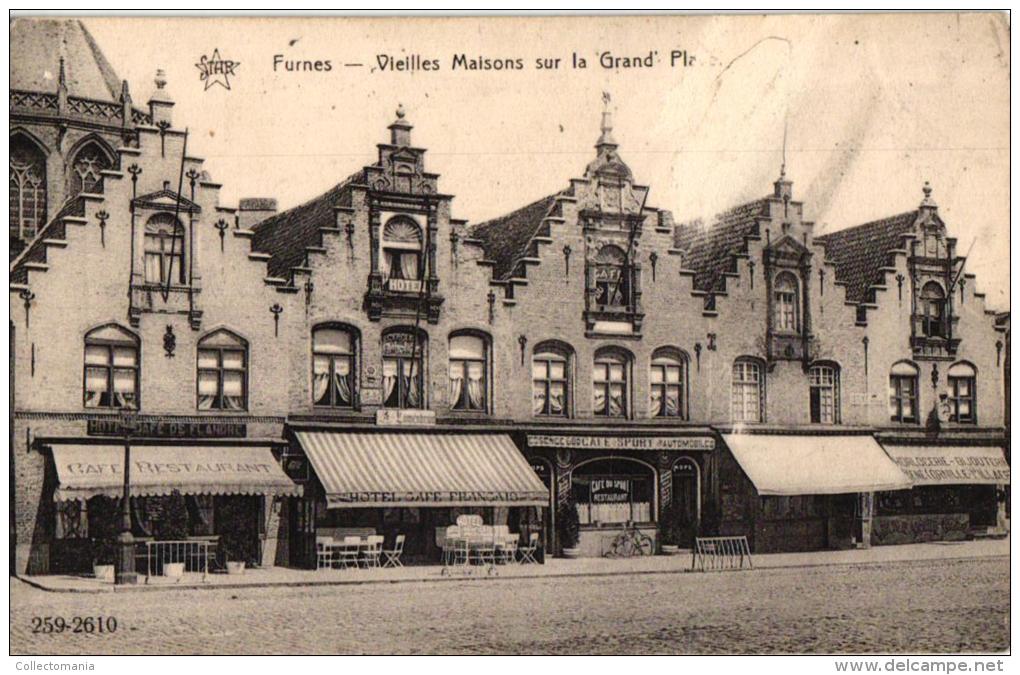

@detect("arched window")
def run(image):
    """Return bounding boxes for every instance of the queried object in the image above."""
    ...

[10,133,47,243]
[312,325,358,408]
[197,330,247,410]
[143,213,186,285]
[381,216,423,291]
[948,362,977,424]
[382,327,426,409]
[69,140,113,197]
[650,348,688,419]
[731,358,764,423]
[83,324,139,409]
[533,341,572,417]
[594,347,630,418]
[920,281,946,338]
[572,457,655,525]
[889,361,919,423]
[449,332,489,412]
[593,244,630,308]
[809,362,840,424]
[773,271,800,333]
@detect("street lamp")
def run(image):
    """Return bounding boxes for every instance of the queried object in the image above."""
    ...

[116,407,139,585]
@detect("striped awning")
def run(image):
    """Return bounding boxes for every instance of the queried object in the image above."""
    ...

[294,432,549,508]
[51,445,302,502]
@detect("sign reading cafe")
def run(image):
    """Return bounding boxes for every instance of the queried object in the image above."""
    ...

[527,434,715,452]
[87,418,247,439]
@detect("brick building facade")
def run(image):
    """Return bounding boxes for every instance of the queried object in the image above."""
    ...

[10,19,1009,575]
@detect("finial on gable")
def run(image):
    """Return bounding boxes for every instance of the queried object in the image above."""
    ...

[389,103,413,146]
[597,91,617,148]
[920,181,937,209]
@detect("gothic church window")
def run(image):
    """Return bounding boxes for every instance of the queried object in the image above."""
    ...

[69,141,113,197]
[9,134,47,243]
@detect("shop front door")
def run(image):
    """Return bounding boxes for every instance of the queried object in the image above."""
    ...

[673,458,700,547]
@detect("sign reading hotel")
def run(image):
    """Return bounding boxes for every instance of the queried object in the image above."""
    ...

[527,434,715,451]
[891,453,1011,485]
[87,418,246,438]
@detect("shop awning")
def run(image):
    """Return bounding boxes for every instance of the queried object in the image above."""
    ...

[294,432,549,508]
[722,434,912,496]
[880,445,1010,486]
[51,445,302,502]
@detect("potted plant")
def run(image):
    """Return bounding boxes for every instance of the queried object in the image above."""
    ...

[658,502,683,555]
[218,498,255,574]
[556,496,581,558]
[155,490,189,578]
[90,497,118,581]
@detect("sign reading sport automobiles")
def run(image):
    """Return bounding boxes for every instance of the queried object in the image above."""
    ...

[526,434,715,451]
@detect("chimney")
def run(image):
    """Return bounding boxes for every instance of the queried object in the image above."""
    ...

[148,68,174,127]
[238,198,278,230]
[389,104,412,146]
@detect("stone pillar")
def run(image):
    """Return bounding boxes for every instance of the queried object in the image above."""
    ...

[261,496,282,568]
[858,492,874,549]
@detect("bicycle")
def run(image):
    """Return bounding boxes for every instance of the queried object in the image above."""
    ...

[604,522,654,558]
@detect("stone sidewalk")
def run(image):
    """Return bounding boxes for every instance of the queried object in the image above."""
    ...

[20,535,1008,593]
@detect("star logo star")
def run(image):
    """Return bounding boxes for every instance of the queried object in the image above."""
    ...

[195,49,240,91]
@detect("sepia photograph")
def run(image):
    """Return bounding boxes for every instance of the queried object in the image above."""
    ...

[7,10,1011,661]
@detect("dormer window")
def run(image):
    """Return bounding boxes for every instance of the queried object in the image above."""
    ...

[593,244,630,309]
[773,271,800,333]
[381,217,423,292]
[920,281,946,338]
[143,213,186,285]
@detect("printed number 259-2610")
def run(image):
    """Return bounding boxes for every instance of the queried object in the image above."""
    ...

[31,616,118,634]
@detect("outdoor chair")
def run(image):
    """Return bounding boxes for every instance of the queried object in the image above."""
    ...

[336,536,361,569]
[518,532,540,564]
[496,533,519,565]
[469,533,496,566]
[451,535,471,567]
[382,534,405,568]
[315,536,335,570]
[360,535,384,568]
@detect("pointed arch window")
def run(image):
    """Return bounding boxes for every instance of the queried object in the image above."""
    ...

[920,281,946,338]
[10,134,47,243]
[889,361,919,423]
[69,141,113,197]
[197,330,248,410]
[312,325,358,408]
[773,271,800,333]
[650,348,688,419]
[83,325,139,409]
[144,213,186,285]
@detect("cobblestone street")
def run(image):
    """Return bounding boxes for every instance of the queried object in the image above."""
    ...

[10,556,1008,655]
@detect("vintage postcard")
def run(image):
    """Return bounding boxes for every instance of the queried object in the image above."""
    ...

[7,12,1010,660]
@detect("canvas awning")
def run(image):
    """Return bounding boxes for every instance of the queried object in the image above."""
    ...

[294,432,549,508]
[51,444,302,502]
[880,445,1010,486]
[722,434,912,496]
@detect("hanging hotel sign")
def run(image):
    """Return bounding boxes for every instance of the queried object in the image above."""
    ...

[87,418,247,439]
[527,434,715,451]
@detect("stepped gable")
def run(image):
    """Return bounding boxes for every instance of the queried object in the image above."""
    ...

[251,171,365,280]
[10,197,86,285]
[470,192,563,281]
[10,18,122,101]
[673,198,769,293]
[815,212,918,304]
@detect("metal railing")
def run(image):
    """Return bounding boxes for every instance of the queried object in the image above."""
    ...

[690,536,753,572]
[143,540,214,583]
